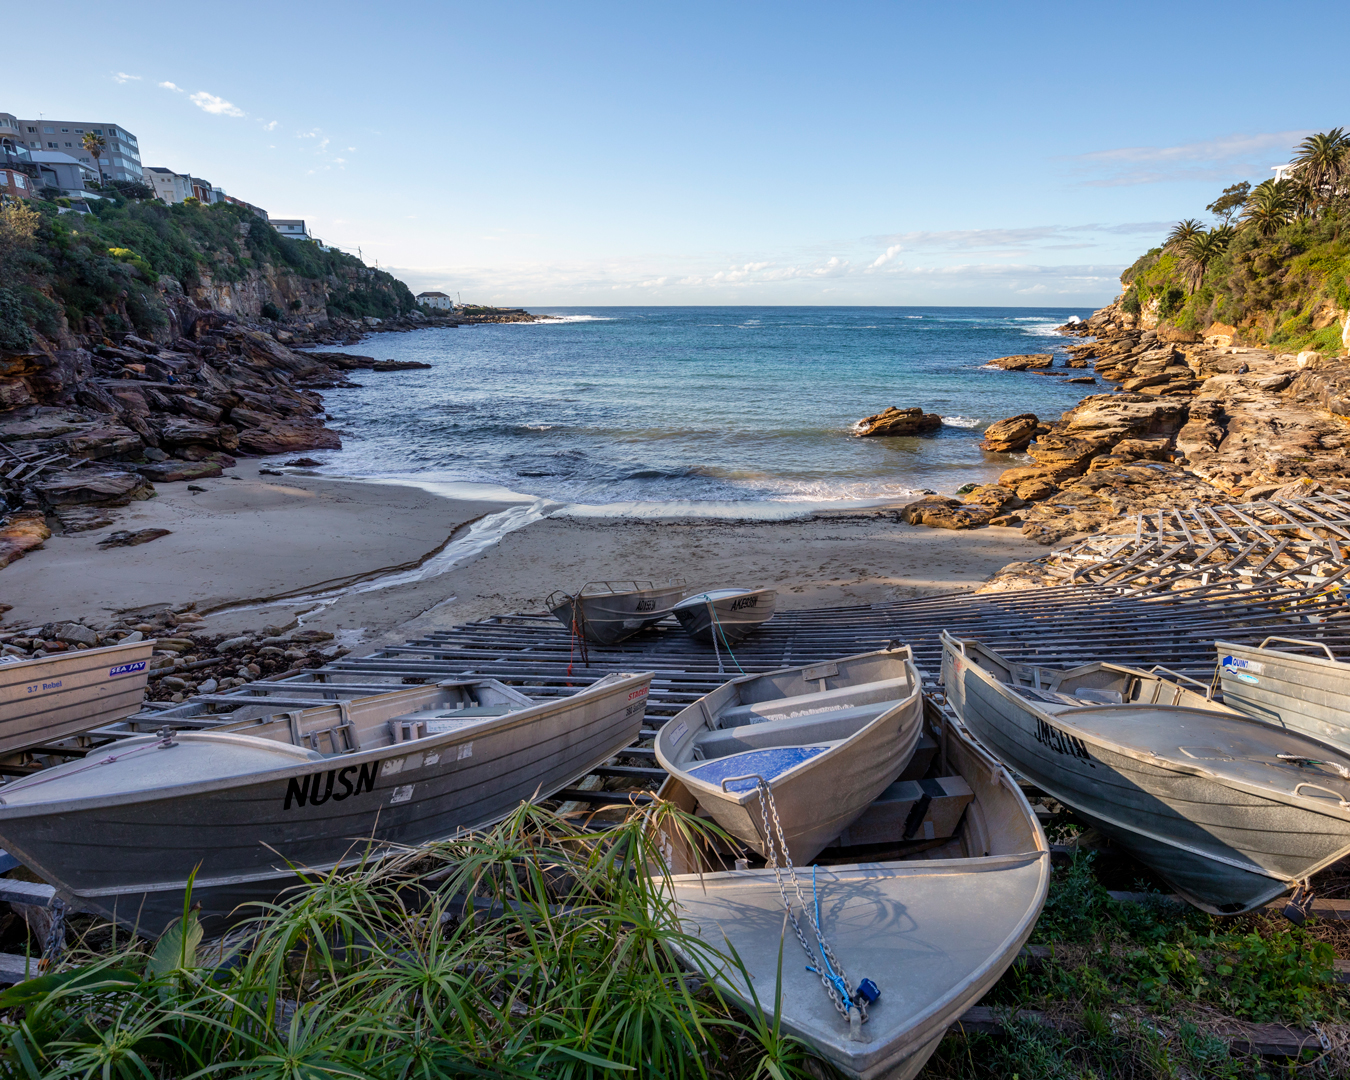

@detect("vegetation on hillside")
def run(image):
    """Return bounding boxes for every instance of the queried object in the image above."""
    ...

[1120,129,1350,353]
[0,190,415,347]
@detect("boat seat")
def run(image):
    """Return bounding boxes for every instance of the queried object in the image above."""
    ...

[688,744,836,793]
[719,675,911,727]
[388,706,514,743]
[693,703,888,759]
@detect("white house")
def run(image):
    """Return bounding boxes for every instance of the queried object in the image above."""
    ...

[417,291,454,310]
[270,219,311,241]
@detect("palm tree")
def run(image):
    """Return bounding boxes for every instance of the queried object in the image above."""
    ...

[81,132,107,188]
[1178,229,1231,293]
[1240,179,1297,237]
[1164,218,1206,250]
[1289,128,1349,208]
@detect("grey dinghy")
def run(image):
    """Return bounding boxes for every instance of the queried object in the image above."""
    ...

[659,711,1050,1080]
[942,633,1350,913]
[655,647,923,865]
[672,588,777,646]
[547,580,687,645]
[1217,637,1350,751]
[0,639,154,755]
[0,672,652,934]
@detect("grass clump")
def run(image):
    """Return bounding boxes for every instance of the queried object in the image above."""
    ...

[924,851,1350,1079]
[0,802,820,1080]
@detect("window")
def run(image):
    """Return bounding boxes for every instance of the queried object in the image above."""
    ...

[42,127,53,134]
[48,142,57,148]
[64,142,72,147]
[93,129,102,135]
[108,128,117,137]
[26,127,35,133]
[74,128,83,134]
[60,127,68,133]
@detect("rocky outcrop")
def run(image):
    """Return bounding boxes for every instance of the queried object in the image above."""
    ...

[979,414,1041,452]
[986,354,1053,370]
[0,513,50,569]
[898,296,1350,546]
[853,407,942,437]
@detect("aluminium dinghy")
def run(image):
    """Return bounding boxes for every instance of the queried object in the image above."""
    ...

[655,646,923,866]
[0,639,154,755]
[657,707,1050,1080]
[1217,637,1350,751]
[547,580,686,645]
[942,632,1350,914]
[672,588,777,646]
[0,672,652,934]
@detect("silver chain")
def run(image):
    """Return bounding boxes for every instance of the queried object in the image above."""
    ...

[755,779,864,1024]
[39,897,66,972]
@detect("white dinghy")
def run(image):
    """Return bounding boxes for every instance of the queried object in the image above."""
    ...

[0,639,154,755]
[0,672,652,934]
[943,632,1350,914]
[655,647,923,866]
[656,708,1050,1080]
[547,580,686,645]
[672,588,777,646]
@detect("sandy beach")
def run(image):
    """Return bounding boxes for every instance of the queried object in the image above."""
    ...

[1,460,1049,646]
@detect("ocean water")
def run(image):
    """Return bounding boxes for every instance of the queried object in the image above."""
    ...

[302,306,1095,511]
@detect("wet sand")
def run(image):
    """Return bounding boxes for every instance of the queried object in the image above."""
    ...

[3,462,1050,644]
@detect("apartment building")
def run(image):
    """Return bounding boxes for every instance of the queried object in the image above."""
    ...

[0,114,142,183]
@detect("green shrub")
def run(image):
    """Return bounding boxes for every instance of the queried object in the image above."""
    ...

[0,287,32,349]
[260,300,283,320]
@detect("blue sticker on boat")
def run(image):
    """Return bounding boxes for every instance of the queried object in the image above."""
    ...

[107,661,147,678]
[1221,655,1263,675]
[1234,673,1260,684]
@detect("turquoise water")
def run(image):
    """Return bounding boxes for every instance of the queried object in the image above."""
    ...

[307,306,1095,508]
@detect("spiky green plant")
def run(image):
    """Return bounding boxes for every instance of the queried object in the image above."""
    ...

[0,801,822,1080]
[1240,179,1298,237]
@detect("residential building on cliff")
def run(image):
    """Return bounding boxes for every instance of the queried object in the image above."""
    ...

[30,151,98,193]
[417,291,454,310]
[0,167,33,199]
[142,166,193,204]
[270,219,311,241]
[0,113,141,183]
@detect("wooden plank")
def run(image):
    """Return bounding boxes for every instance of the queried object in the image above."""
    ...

[0,953,38,985]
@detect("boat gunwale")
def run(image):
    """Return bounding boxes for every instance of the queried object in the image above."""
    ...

[1216,638,1350,673]
[0,671,654,817]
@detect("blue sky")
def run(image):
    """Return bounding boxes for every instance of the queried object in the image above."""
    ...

[7,1,1347,306]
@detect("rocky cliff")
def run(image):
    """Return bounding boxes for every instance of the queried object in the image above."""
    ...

[903,301,1350,546]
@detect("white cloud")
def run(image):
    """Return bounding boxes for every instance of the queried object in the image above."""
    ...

[260,119,278,131]
[112,72,141,83]
[189,92,245,118]
[158,81,184,92]
[870,244,903,268]
[1072,130,1312,187]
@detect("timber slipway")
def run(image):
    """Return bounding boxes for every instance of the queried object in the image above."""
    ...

[120,492,1350,811]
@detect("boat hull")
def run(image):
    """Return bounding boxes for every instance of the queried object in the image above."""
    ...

[1218,640,1350,752]
[943,636,1350,913]
[549,583,686,644]
[672,589,776,645]
[0,673,652,934]
[0,640,154,754]
[664,710,1049,1080]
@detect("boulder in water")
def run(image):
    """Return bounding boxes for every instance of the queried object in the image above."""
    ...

[852,406,942,437]
[979,414,1040,452]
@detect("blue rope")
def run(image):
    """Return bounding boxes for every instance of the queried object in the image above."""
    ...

[805,865,853,1011]
[700,594,745,674]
